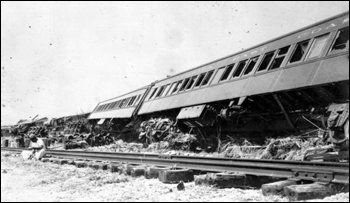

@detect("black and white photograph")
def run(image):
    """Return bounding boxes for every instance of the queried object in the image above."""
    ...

[1,1,349,202]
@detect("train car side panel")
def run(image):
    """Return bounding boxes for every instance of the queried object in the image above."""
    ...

[311,54,349,85]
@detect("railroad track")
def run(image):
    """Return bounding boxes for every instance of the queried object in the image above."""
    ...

[2,147,349,201]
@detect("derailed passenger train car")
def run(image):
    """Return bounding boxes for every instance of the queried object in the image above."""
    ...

[91,12,349,154]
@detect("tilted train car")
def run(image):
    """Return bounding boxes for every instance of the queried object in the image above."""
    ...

[88,85,152,121]
[90,12,349,150]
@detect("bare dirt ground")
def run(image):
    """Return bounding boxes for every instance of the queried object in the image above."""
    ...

[1,152,348,202]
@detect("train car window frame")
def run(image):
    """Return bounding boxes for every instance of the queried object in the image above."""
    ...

[193,73,206,88]
[167,82,177,96]
[288,39,312,64]
[101,105,106,111]
[161,84,171,97]
[179,77,191,92]
[148,88,158,100]
[133,95,141,106]
[128,96,136,106]
[171,80,183,94]
[232,60,247,79]
[96,105,103,112]
[306,33,330,60]
[200,70,214,87]
[114,100,121,109]
[98,104,104,111]
[268,46,290,70]
[110,101,118,109]
[243,56,260,76]
[122,97,131,108]
[256,51,275,72]
[155,86,166,98]
[211,67,226,84]
[220,63,235,82]
[118,99,126,108]
[102,104,109,111]
[185,75,198,90]
[328,27,349,55]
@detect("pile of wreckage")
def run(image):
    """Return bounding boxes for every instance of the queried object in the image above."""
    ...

[138,117,199,151]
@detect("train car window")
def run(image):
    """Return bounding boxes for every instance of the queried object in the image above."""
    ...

[126,97,132,106]
[133,95,140,105]
[148,88,158,100]
[155,86,166,98]
[179,78,190,92]
[329,27,349,55]
[128,96,136,106]
[232,60,247,78]
[110,101,118,109]
[194,73,206,88]
[119,99,126,108]
[110,102,117,109]
[167,82,177,96]
[269,46,290,70]
[306,34,330,59]
[186,76,197,90]
[171,80,183,94]
[201,70,214,86]
[243,57,259,75]
[122,98,130,107]
[220,64,235,81]
[161,84,171,97]
[97,105,103,112]
[114,100,121,109]
[103,103,109,110]
[211,67,226,84]
[257,52,275,72]
[289,40,311,63]
[100,104,106,111]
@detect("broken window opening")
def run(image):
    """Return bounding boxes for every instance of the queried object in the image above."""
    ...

[306,34,330,59]
[243,57,259,75]
[220,64,235,81]
[194,73,206,87]
[232,60,247,78]
[329,27,349,54]
[269,46,290,70]
[289,40,311,63]
[201,70,214,86]
[257,52,275,72]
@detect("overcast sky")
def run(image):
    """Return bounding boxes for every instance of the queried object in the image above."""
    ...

[1,1,349,125]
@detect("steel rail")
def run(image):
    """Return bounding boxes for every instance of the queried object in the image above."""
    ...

[2,147,349,184]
